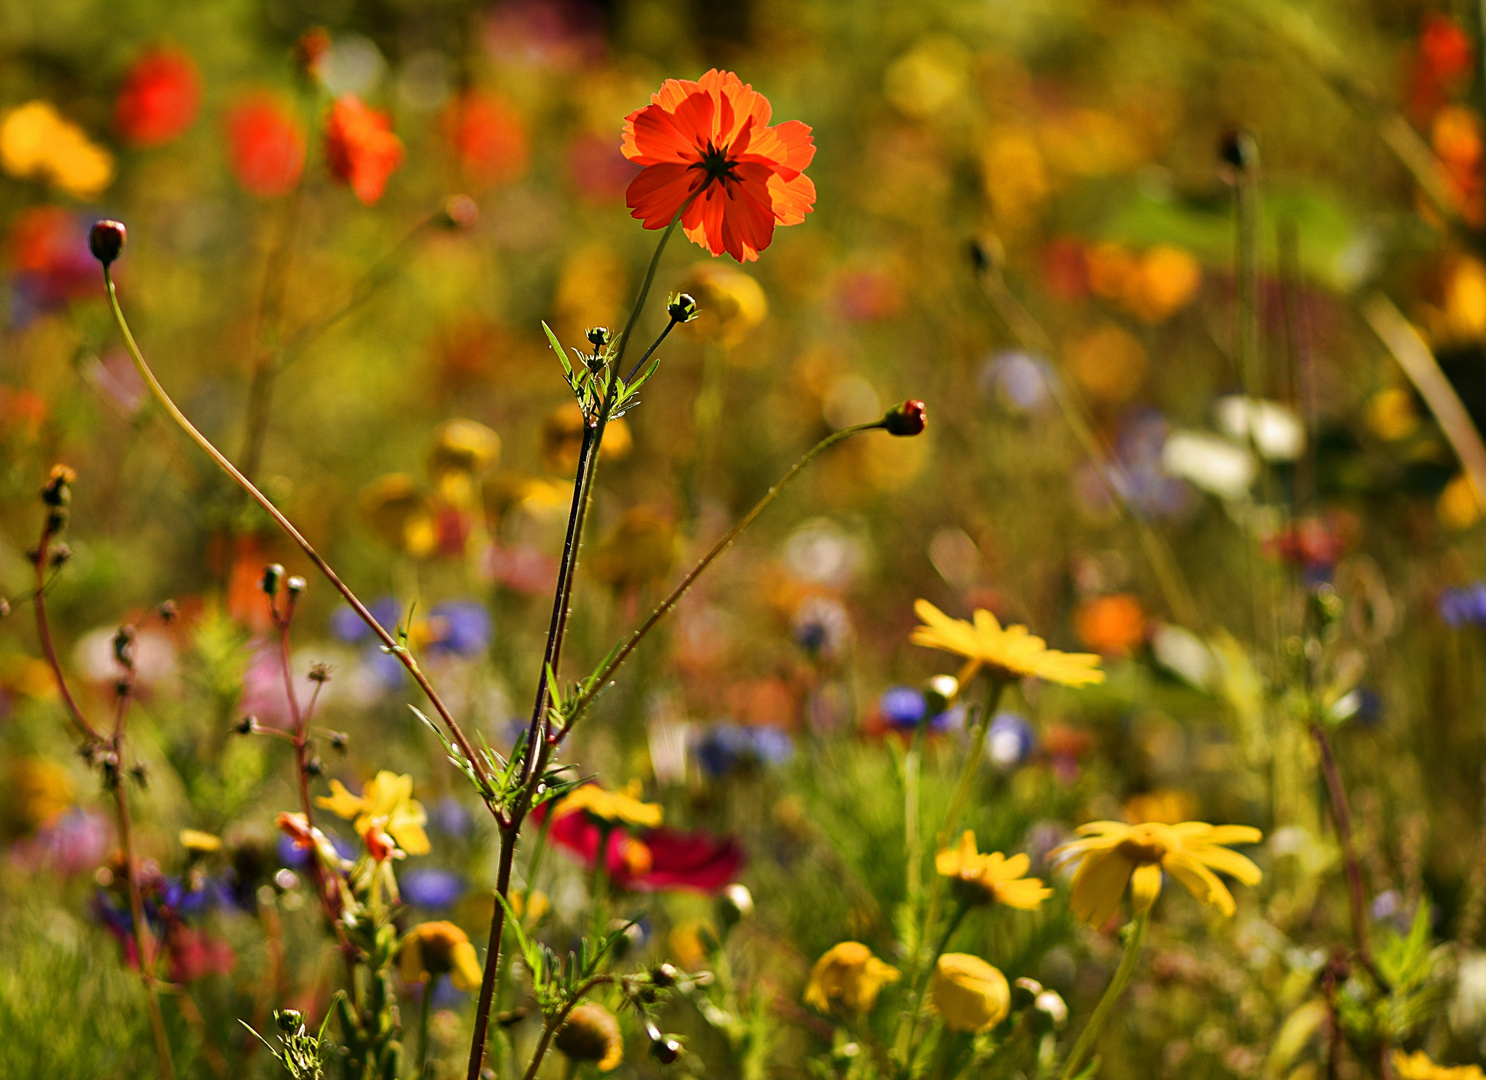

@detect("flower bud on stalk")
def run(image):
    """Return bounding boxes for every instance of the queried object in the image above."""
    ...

[89,220,127,266]
[666,292,699,323]
[438,194,479,229]
[883,399,927,437]
[260,563,284,596]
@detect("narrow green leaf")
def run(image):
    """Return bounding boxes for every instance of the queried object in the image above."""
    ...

[542,321,573,381]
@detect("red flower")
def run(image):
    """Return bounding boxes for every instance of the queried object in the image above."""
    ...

[115,49,201,147]
[621,69,815,263]
[444,92,529,187]
[542,806,744,894]
[165,926,236,983]
[225,96,306,198]
[324,95,403,206]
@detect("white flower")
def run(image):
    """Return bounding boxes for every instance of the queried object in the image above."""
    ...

[1161,430,1257,499]
[1216,396,1305,461]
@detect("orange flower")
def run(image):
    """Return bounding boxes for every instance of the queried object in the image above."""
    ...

[445,92,528,187]
[324,95,403,206]
[225,96,305,198]
[621,69,815,263]
[115,50,201,147]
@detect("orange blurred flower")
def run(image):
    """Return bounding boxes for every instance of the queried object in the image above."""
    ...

[1073,594,1146,657]
[324,95,403,206]
[225,96,306,198]
[115,49,201,147]
[621,69,815,263]
[444,92,528,187]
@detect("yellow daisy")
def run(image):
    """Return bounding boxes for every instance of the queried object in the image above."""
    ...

[1392,1051,1486,1080]
[553,780,663,828]
[317,770,431,856]
[929,953,1010,1033]
[910,600,1104,688]
[803,942,900,1016]
[936,831,1052,910]
[399,921,483,991]
[1050,820,1262,926]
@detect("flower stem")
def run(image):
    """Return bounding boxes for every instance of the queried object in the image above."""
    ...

[557,419,891,736]
[100,266,492,802]
[417,980,435,1079]
[1310,721,1391,993]
[1060,912,1148,1080]
[937,679,1006,849]
[902,898,972,1069]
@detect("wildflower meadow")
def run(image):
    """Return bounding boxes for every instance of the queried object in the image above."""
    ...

[5,1,1486,1078]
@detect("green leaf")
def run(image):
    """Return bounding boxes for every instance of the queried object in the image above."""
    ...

[542,321,573,382]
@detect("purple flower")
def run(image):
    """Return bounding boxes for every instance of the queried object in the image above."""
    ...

[402,869,466,910]
[10,807,110,875]
[426,601,493,657]
[877,686,953,731]
[1440,584,1486,627]
[693,723,793,777]
[332,597,402,643]
[430,797,473,838]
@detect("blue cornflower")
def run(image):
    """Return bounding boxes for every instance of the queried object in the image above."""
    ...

[402,868,466,910]
[332,597,402,643]
[426,601,493,657]
[986,713,1035,769]
[693,723,794,778]
[1440,584,1486,627]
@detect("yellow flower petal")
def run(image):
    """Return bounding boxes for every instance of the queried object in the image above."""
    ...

[317,778,367,820]
[1069,849,1136,926]
[1129,863,1163,913]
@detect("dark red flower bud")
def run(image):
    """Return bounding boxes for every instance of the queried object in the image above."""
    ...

[89,220,127,266]
[883,399,926,437]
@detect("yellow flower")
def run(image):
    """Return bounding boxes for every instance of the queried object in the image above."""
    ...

[936,831,1052,910]
[804,942,900,1016]
[1392,1050,1486,1080]
[554,1002,624,1071]
[1123,789,1198,826]
[680,262,768,347]
[0,101,114,198]
[179,829,223,854]
[1050,820,1262,926]
[317,770,431,855]
[553,781,662,828]
[911,600,1104,688]
[399,921,483,991]
[930,953,1010,1033]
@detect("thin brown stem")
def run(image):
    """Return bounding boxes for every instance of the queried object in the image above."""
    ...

[31,525,102,744]
[1311,722,1391,994]
[102,268,492,798]
[466,826,517,1080]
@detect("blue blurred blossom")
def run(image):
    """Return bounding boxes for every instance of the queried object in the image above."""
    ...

[402,868,466,910]
[986,713,1035,769]
[1440,584,1486,627]
[425,601,493,657]
[332,597,402,643]
[980,350,1056,413]
[693,723,794,777]
[430,797,473,838]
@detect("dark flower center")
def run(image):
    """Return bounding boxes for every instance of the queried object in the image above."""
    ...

[694,140,739,184]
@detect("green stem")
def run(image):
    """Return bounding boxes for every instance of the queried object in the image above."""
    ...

[558,420,891,736]
[417,979,435,1079]
[902,898,972,1069]
[1060,913,1148,1080]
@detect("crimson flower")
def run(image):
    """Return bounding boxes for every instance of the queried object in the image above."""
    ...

[115,49,201,147]
[622,69,815,263]
[324,95,403,206]
[225,96,306,198]
[541,805,744,894]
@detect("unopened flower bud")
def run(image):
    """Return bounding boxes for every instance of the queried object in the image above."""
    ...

[130,763,150,789]
[285,575,306,598]
[651,962,679,988]
[113,626,136,670]
[330,730,349,753]
[968,234,1003,274]
[666,292,699,323]
[439,194,479,229]
[308,663,332,683]
[1219,130,1257,174]
[720,883,753,926]
[1033,989,1067,1029]
[235,715,258,735]
[260,564,284,596]
[586,326,612,349]
[41,464,76,507]
[304,757,323,777]
[156,599,177,623]
[89,220,127,266]
[883,399,926,437]
[651,1036,683,1065]
[922,673,959,715]
[49,543,73,568]
[276,1007,305,1032]
[292,27,330,77]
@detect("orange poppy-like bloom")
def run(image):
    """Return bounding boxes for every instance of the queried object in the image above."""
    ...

[225,96,305,198]
[115,50,201,147]
[621,69,815,263]
[324,95,403,206]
